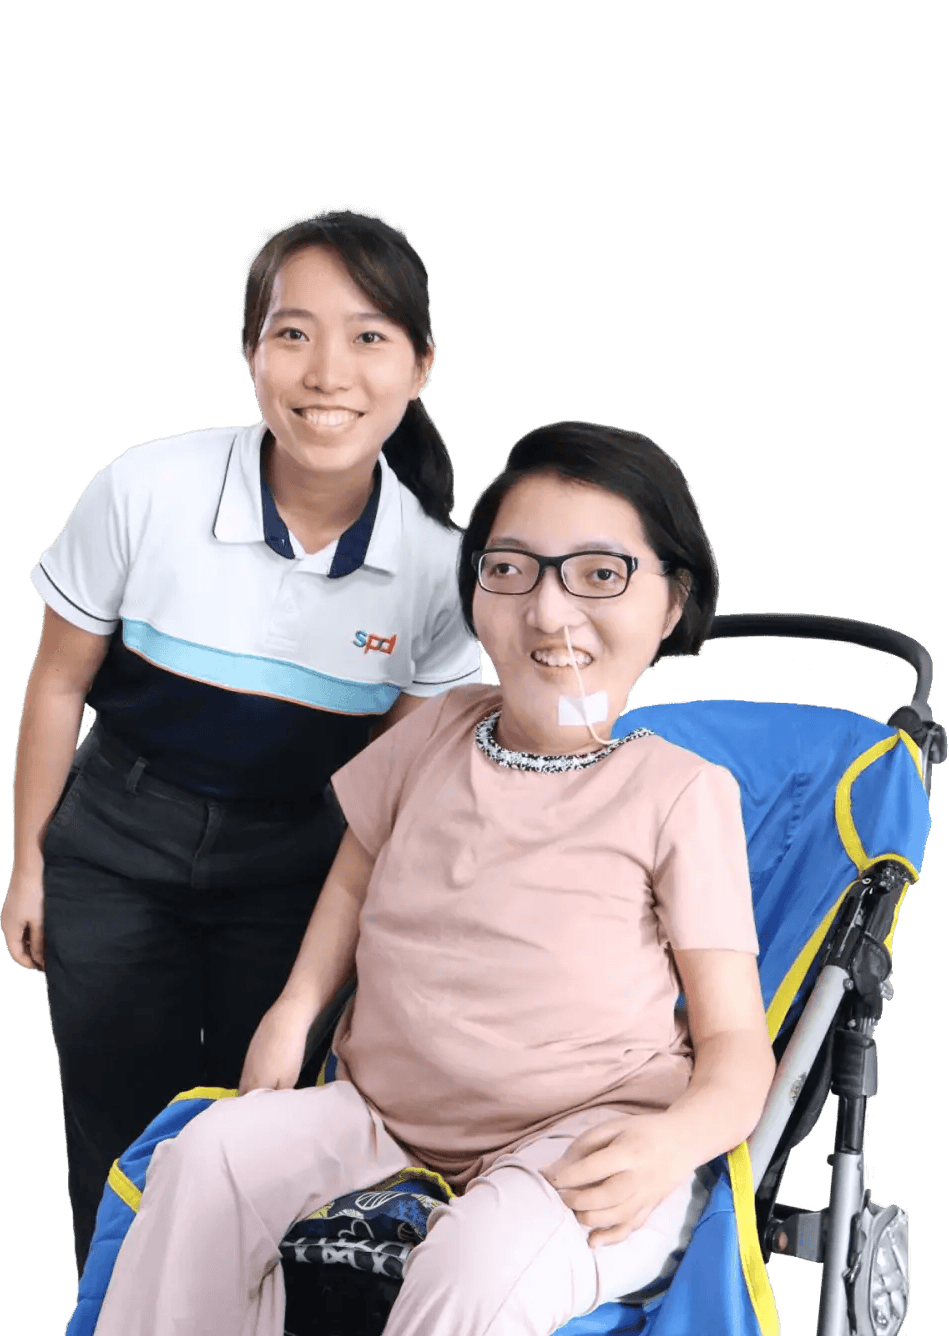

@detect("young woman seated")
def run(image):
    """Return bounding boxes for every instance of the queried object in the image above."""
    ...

[93,422,775,1336]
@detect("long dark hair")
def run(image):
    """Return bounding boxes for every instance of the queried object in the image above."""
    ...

[243,211,455,528]
[459,422,718,662]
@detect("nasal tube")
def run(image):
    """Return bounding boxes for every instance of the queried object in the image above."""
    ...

[560,625,610,746]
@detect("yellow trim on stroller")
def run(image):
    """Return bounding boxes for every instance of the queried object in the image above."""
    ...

[765,888,849,1043]
[833,730,921,960]
[883,881,909,954]
[768,730,920,1041]
[834,733,921,877]
[898,729,924,780]
[767,875,910,1045]
[170,1087,238,1103]
[728,1142,780,1336]
[107,1163,143,1213]
[107,1090,238,1216]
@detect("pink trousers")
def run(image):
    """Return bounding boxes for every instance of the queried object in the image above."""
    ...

[94,1082,704,1336]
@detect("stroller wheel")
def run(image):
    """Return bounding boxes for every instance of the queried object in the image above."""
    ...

[846,1197,909,1336]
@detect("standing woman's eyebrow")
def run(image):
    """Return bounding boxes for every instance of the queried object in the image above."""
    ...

[265,307,397,324]
[266,307,317,322]
[346,311,398,324]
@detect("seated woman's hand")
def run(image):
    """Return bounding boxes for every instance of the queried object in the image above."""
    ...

[238,995,314,1095]
[542,1114,695,1248]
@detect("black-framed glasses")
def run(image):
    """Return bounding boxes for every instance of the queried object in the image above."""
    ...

[472,548,649,599]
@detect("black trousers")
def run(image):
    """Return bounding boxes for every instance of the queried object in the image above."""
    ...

[42,727,345,1272]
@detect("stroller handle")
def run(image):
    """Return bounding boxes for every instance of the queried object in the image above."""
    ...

[708,614,934,717]
[708,615,947,789]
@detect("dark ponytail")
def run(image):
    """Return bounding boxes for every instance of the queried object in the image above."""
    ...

[244,210,455,529]
[383,399,455,528]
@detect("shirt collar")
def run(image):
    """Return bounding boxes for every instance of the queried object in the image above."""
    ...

[213,423,402,576]
[260,450,383,577]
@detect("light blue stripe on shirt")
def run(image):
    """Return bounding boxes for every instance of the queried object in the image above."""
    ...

[123,619,401,715]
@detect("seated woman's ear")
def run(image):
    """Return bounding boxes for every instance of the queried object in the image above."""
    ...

[662,570,691,642]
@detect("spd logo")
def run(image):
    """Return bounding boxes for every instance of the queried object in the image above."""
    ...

[353,630,398,656]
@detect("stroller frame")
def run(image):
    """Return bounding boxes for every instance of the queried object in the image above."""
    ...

[710,615,945,1336]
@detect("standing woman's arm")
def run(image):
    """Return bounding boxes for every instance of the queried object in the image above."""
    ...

[372,690,430,736]
[1,608,109,969]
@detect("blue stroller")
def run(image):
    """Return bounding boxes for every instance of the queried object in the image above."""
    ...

[69,614,942,1336]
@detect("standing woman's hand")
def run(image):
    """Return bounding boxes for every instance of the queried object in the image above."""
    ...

[4,607,110,973]
[1,871,46,969]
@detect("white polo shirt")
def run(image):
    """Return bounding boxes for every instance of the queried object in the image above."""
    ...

[32,423,481,801]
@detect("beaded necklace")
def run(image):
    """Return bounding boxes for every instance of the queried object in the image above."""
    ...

[474,708,653,774]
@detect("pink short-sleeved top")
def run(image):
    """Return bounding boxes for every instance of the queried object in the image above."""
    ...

[331,684,758,1185]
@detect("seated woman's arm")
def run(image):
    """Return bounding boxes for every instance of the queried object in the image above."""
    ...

[239,829,376,1093]
[663,947,775,1155]
[544,948,774,1247]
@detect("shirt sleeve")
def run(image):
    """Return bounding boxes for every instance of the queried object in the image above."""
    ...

[405,533,482,697]
[30,462,128,634]
[332,692,454,858]
[652,762,759,953]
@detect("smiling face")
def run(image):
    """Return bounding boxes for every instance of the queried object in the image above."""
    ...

[473,472,684,755]
[247,245,432,481]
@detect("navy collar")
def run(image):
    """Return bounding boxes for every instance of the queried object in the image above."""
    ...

[259,446,383,579]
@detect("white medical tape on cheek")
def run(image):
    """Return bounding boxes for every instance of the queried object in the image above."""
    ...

[558,691,609,726]
[559,624,611,743]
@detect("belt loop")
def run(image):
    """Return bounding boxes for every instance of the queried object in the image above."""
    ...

[126,758,148,796]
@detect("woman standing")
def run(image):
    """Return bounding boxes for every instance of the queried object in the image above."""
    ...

[0,212,480,1270]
